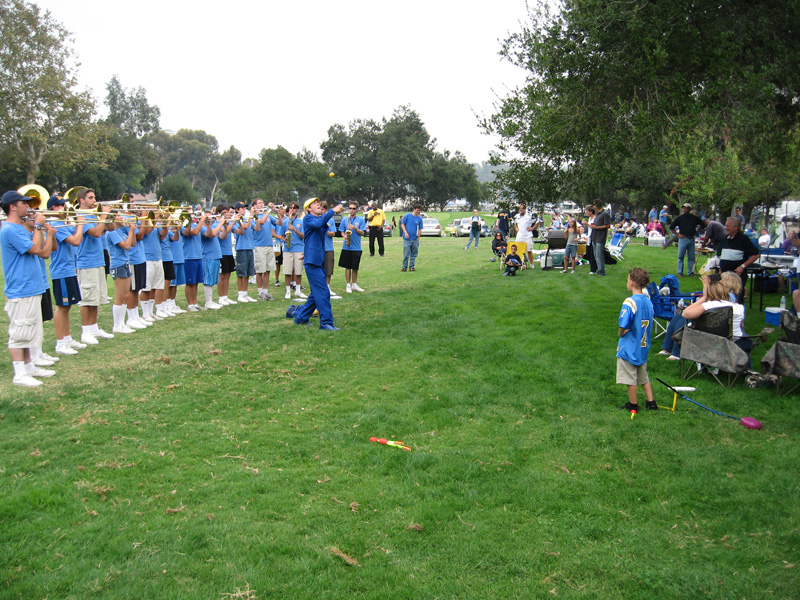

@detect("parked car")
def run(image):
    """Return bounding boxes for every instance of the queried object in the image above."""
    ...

[457,219,489,237]
[445,219,462,236]
[331,215,390,237]
[420,218,444,237]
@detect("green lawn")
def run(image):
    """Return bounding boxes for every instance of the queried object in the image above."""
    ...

[1,235,798,599]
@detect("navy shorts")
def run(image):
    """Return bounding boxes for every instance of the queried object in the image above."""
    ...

[184,259,203,285]
[51,276,82,307]
[221,255,236,274]
[130,262,147,292]
[236,249,255,278]
[162,260,176,281]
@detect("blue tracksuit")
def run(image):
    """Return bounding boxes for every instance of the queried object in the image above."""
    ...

[295,210,336,328]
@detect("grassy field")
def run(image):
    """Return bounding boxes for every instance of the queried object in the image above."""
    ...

[1,233,798,599]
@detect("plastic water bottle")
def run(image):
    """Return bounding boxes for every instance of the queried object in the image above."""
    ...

[678,298,686,309]
[780,296,786,311]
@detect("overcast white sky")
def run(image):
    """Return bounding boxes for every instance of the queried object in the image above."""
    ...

[32,0,531,164]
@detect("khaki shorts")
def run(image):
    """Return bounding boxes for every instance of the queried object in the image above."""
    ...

[616,358,650,386]
[254,246,276,273]
[77,266,108,307]
[144,260,165,291]
[5,295,44,349]
[283,251,303,276]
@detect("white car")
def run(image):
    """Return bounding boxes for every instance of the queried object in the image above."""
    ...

[420,218,444,237]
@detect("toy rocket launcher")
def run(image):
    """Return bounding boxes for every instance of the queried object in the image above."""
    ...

[369,437,411,451]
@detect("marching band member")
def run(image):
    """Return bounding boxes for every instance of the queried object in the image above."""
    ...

[181,211,206,311]
[158,215,176,316]
[1,191,55,386]
[140,213,168,320]
[217,205,236,305]
[127,210,150,327]
[106,215,137,334]
[168,223,187,313]
[252,198,276,301]
[200,208,224,310]
[232,202,257,303]
[283,202,306,300]
[271,205,287,288]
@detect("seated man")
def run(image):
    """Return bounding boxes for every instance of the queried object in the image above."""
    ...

[503,244,523,276]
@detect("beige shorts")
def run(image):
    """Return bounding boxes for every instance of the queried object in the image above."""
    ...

[77,266,108,307]
[616,358,650,386]
[254,246,276,273]
[283,251,303,276]
[144,260,165,291]
[5,295,44,349]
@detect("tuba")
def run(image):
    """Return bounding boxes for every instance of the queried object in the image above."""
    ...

[17,184,49,210]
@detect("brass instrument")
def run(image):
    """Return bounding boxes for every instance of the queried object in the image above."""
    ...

[64,186,87,203]
[17,184,49,209]
[345,229,351,247]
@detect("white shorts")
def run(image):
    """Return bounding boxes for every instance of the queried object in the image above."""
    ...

[5,295,44,349]
[144,260,165,291]
[283,251,303,276]
[254,246,276,273]
[77,266,108,307]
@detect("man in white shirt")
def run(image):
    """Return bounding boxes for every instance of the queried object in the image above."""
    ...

[513,204,536,267]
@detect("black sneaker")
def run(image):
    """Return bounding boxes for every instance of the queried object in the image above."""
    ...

[645,400,658,411]
[620,401,639,412]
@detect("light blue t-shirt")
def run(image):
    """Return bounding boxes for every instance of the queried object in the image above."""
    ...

[49,223,78,280]
[75,215,105,269]
[200,226,222,260]
[233,221,255,251]
[218,227,233,256]
[106,227,132,269]
[339,215,366,251]
[128,228,146,265]
[181,227,202,260]
[325,220,336,252]
[285,217,304,252]
[159,230,173,262]
[401,213,423,240]
[141,228,162,261]
[253,214,273,247]
[170,232,185,264]
[616,294,654,367]
[0,223,45,298]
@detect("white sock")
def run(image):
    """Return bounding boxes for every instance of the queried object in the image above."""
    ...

[203,285,213,305]
[91,323,99,333]
[257,287,263,295]
[64,335,74,344]
[112,305,126,329]
[25,361,36,373]
[238,291,245,300]
[30,346,41,360]
[13,361,26,377]
[140,300,150,318]
[286,286,292,294]
[127,308,139,323]
[148,299,155,315]
[81,325,91,336]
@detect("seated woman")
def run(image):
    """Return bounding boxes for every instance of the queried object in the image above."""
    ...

[646,219,664,236]
[491,232,507,257]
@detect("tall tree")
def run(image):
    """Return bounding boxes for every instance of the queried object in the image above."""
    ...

[103,75,160,139]
[0,0,115,184]
[485,0,800,213]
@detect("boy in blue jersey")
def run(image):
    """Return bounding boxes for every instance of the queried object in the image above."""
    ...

[617,267,657,412]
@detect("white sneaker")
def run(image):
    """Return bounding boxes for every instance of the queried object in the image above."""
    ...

[188,305,200,312]
[67,339,88,349]
[226,297,239,304]
[151,312,166,321]
[247,295,258,303]
[206,302,222,310]
[95,329,114,339]
[112,325,136,334]
[55,345,79,355]
[248,276,256,285]
[127,319,147,330]
[29,367,56,378]
[284,291,292,300]
[155,310,172,319]
[330,294,342,300]
[294,291,307,299]
[274,280,280,287]
[13,374,42,387]
[352,284,365,293]
[138,318,153,327]
[40,353,60,363]
[81,333,99,345]
[171,305,187,314]
[33,357,55,367]
[346,284,352,294]
[329,289,339,297]
[143,314,157,323]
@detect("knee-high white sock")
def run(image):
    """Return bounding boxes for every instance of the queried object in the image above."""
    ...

[112,304,126,329]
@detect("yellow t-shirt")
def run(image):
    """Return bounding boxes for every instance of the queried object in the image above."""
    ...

[367,209,386,227]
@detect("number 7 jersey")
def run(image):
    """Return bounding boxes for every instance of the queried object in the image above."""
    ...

[616,294,654,366]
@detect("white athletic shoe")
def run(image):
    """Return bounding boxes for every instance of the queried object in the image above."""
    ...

[247,295,258,303]
[94,329,115,339]
[55,345,79,355]
[294,291,308,299]
[187,305,200,312]
[142,314,157,323]
[33,357,55,367]
[13,374,43,387]
[274,280,280,287]
[155,310,171,319]
[40,353,60,363]
[127,319,147,330]
[248,276,256,285]
[330,294,342,300]
[138,318,154,327]
[172,305,187,314]
[67,339,88,350]
[284,290,292,300]
[206,302,222,310]
[112,325,136,334]
[346,284,352,294]
[81,333,99,345]
[352,284,365,293]
[29,367,56,378]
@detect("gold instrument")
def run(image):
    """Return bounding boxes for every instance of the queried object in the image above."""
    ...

[64,186,87,203]
[17,184,49,209]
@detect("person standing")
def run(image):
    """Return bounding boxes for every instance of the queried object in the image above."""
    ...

[232,202,257,303]
[659,205,670,228]
[338,202,366,292]
[733,206,746,228]
[251,198,276,300]
[47,195,87,354]
[323,203,341,299]
[584,206,597,274]
[669,202,704,276]
[366,201,386,257]
[588,201,611,276]
[717,217,760,302]
[292,198,344,330]
[0,191,55,386]
[701,218,726,251]
[74,188,113,344]
[464,210,484,250]
[496,207,509,239]
[282,202,306,299]
[617,267,657,413]
[400,204,423,271]
[648,206,658,223]
[513,204,536,267]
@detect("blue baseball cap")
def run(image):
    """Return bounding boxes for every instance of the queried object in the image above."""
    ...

[1,190,30,207]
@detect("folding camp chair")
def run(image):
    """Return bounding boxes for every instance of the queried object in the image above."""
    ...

[679,307,750,387]
[608,235,630,261]
[501,242,527,274]
[646,282,677,339]
[761,311,800,395]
